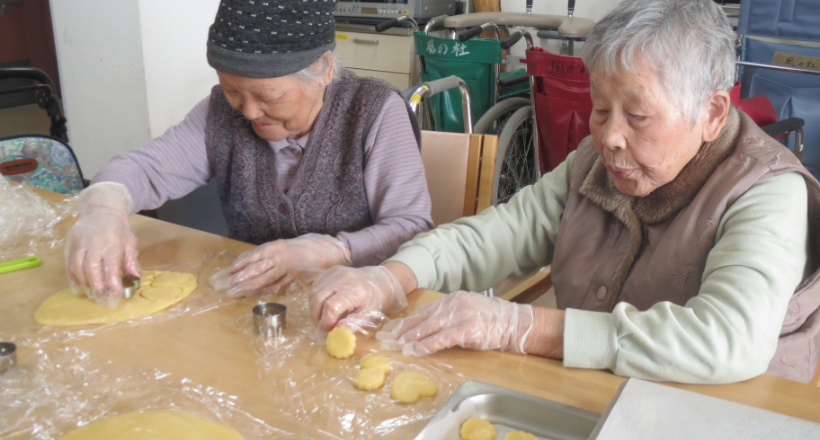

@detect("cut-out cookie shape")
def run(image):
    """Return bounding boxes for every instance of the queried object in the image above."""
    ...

[503,431,538,440]
[354,367,386,390]
[360,353,391,374]
[460,417,496,440]
[390,371,437,403]
[326,326,356,359]
[35,270,197,326]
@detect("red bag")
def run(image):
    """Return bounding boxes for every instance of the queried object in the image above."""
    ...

[526,48,593,172]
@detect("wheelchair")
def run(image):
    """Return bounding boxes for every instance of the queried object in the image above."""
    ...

[376,15,528,134]
[384,3,595,205]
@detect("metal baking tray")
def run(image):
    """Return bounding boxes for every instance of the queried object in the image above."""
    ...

[414,380,601,440]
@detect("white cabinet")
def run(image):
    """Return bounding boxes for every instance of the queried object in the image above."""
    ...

[334,23,418,90]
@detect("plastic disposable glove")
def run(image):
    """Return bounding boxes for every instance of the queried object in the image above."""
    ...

[209,233,352,298]
[65,182,140,308]
[376,291,534,356]
[310,265,409,332]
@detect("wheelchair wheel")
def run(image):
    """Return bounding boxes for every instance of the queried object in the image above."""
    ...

[473,97,531,135]
[493,105,539,206]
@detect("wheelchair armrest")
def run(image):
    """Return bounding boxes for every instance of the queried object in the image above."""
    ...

[498,73,529,88]
[762,117,804,139]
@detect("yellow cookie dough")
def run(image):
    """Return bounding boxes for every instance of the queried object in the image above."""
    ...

[390,371,437,403]
[139,286,184,301]
[503,431,538,440]
[150,272,197,288]
[60,409,244,440]
[35,270,197,326]
[360,353,391,374]
[460,417,496,440]
[354,367,386,390]
[326,326,356,359]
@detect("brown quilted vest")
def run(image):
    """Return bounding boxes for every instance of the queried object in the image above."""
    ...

[552,109,820,383]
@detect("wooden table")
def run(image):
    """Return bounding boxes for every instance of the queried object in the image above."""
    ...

[4,188,820,438]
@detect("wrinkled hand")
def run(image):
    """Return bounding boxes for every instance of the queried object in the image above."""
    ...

[376,291,533,356]
[65,182,140,307]
[211,233,351,297]
[309,265,408,332]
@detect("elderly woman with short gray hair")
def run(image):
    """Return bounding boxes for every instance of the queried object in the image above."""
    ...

[65,0,432,303]
[309,0,820,384]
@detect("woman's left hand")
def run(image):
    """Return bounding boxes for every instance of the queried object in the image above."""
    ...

[211,233,351,297]
[376,291,534,356]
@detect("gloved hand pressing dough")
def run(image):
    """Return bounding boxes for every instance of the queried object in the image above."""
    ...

[210,233,351,297]
[65,182,140,308]
[376,291,534,356]
[310,265,408,332]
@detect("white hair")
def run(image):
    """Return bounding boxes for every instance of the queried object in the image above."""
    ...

[291,53,344,93]
[581,0,736,123]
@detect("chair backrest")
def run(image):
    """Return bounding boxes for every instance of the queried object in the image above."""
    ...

[154,179,229,237]
[420,130,498,226]
[0,135,84,194]
[422,129,552,303]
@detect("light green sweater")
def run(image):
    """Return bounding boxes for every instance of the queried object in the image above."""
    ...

[388,151,808,383]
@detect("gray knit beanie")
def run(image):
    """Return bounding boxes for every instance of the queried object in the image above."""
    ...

[207,0,337,78]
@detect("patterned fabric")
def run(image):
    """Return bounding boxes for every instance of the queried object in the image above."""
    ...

[208,0,336,54]
[206,0,337,78]
[0,136,84,194]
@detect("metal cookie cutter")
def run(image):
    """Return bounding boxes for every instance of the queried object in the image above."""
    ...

[253,303,287,337]
[0,342,16,375]
[121,275,141,299]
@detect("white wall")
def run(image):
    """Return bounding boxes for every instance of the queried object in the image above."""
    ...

[50,0,152,176]
[500,0,624,23]
[50,0,219,176]
[138,0,219,137]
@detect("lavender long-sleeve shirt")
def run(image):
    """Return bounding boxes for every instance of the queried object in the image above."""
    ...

[93,90,434,266]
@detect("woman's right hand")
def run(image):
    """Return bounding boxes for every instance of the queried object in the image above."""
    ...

[65,182,140,305]
[309,265,409,332]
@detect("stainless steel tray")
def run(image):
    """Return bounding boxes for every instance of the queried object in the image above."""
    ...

[414,380,600,440]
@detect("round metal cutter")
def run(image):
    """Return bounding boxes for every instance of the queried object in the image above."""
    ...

[253,302,287,337]
[0,342,17,375]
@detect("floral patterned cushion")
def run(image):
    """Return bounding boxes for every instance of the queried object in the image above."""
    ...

[0,136,84,194]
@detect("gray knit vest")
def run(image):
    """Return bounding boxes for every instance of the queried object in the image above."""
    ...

[205,71,416,245]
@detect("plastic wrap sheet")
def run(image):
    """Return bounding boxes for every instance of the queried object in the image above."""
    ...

[0,344,302,440]
[0,251,237,347]
[224,282,467,439]
[0,179,78,262]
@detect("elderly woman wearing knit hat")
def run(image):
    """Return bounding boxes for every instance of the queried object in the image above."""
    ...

[65,0,433,303]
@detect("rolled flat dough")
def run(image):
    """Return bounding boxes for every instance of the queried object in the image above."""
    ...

[60,409,244,440]
[35,271,197,326]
